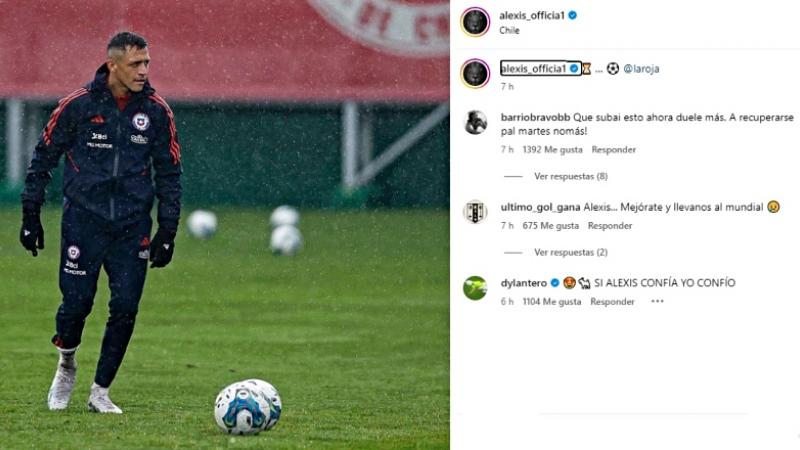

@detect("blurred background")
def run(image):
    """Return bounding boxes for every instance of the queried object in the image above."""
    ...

[0,0,449,208]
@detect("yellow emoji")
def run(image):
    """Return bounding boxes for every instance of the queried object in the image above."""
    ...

[768,200,780,213]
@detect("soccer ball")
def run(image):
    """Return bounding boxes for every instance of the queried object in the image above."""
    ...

[270,225,303,256]
[269,205,300,228]
[241,378,282,429]
[214,380,282,435]
[187,210,217,239]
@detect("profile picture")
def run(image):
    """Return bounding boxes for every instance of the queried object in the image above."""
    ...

[461,59,490,88]
[463,276,487,300]
[461,7,490,37]
[464,110,487,135]
[463,200,487,224]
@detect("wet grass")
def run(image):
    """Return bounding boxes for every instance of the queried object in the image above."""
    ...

[0,208,448,449]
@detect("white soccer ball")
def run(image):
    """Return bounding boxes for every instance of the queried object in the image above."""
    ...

[214,380,282,435]
[270,225,303,256]
[187,210,217,239]
[241,379,282,430]
[269,205,300,228]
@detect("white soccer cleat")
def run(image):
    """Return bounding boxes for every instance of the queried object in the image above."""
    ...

[47,362,77,410]
[87,383,123,414]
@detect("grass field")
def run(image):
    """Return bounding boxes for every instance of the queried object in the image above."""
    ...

[0,208,449,449]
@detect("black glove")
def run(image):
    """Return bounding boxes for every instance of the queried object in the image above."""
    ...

[149,228,176,268]
[20,209,45,257]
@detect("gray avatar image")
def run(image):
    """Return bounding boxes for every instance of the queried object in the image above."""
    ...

[463,9,489,35]
[465,110,487,135]
[463,201,487,224]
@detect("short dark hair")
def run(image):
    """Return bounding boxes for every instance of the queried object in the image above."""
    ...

[107,31,148,53]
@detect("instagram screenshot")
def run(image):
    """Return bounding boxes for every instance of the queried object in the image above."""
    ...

[452,1,799,448]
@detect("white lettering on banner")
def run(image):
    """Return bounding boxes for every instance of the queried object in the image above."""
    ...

[306,0,448,57]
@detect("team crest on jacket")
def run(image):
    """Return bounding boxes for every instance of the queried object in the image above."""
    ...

[132,113,150,131]
[306,0,448,57]
[67,245,81,260]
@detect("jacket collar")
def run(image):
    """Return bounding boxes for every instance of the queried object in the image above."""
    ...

[88,63,155,97]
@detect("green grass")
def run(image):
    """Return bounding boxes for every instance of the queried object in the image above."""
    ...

[0,208,449,449]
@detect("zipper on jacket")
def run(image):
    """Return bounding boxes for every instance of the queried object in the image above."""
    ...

[111,113,121,220]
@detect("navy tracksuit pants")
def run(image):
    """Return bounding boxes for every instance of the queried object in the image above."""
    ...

[54,204,152,388]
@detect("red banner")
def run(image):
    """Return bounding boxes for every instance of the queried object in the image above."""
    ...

[0,1,448,102]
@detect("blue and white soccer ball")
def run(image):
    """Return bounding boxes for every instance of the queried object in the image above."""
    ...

[214,380,282,435]
[187,210,217,239]
[269,205,300,228]
[241,378,282,429]
[270,225,303,256]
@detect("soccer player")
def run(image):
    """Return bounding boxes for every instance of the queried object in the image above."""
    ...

[19,31,182,414]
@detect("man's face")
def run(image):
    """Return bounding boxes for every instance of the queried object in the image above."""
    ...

[108,46,150,93]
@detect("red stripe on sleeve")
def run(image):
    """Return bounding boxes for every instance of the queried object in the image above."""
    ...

[65,151,80,172]
[149,94,181,164]
[43,88,88,145]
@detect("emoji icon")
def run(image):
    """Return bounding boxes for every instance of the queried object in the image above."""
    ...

[581,62,592,75]
[563,276,577,289]
[768,200,780,213]
[578,277,591,290]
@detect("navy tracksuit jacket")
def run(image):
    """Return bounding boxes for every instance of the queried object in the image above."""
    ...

[21,64,182,387]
